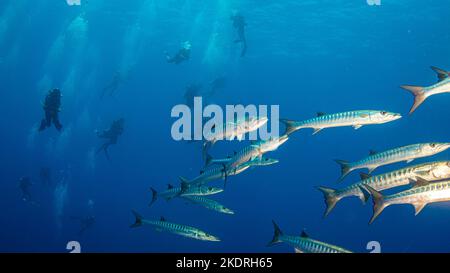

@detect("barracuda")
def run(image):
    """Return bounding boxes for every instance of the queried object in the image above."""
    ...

[180,157,279,187]
[182,195,234,215]
[401,66,450,114]
[207,135,288,173]
[130,210,220,242]
[364,178,450,224]
[268,221,352,253]
[202,116,268,158]
[149,184,223,206]
[281,110,401,135]
[318,161,450,217]
[335,142,450,181]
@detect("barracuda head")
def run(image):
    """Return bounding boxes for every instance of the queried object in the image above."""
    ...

[258,135,289,153]
[370,110,402,124]
[196,231,221,242]
[257,158,279,166]
[203,186,224,195]
[421,142,450,155]
[220,207,235,215]
[244,116,268,131]
[415,161,450,180]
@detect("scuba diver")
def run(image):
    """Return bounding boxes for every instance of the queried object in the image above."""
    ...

[207,76,226,98]
[19,177,39,206]
[184,83,203,109]
[101,71,122,98]
[96,118,125,160]
[165,41,192,64]
[19,177,32,202]
[39,167,52,187]
[231,13,247,57]
[39,89,63,132]
[71,215,95,236]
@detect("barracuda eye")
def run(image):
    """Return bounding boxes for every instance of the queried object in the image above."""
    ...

[430,143,437,148]
[380,111,387,115]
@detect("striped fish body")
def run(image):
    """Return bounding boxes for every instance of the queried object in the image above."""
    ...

[425,78,450,97]
[284,110,401,135]
[341,161,450,202]
[281,235,352,254]
[227,145,261,171]
[349,143,450,174]
[158,185,222,199]
[183,195,234,215]
[188,166,227,186]
[384,180,450,210]
[142,219,220,241]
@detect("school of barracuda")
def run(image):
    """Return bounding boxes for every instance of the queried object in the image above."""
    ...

[133,66,450,253]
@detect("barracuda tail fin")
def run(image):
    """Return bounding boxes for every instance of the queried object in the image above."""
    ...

[362,186,387,225]
[316,186,339,217]
[280,119,300,136]
[130,210,143,228]
[149,188,157,207]
[400,85,426,114]
[267,220,283,247]
[431,66,449,82]
[334,160,352,181]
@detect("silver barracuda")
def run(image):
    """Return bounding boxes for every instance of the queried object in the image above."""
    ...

[208,135,288,174]
[364,178,450,224]
[335,142,450,181]
[149,183,223,206]
[182,195,234,215]
[202,116,268,158]
[401,66,450,114]
[268,221,352,253]
[281,110,401,135]
[180,157,279,187]
[318,161,450,217]
[130,211,220,242]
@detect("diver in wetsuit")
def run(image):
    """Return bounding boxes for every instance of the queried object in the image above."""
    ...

[40,167,52,187]
[231,14,247,57]
[184,83,203,109]
[19,177,32,202]
[39,89,63,132]
[96,118,125,160]
[165,41,192,64]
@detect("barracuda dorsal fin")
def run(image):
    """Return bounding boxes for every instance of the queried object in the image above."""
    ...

[360,172,371,180]
[369,150,378,156]
[413,202,427,216]
[167,184,174,189]
[411,177,431,188]
[317,112,326,117]
[300,230,309,238]
[431,66,450,82]
[160,216,166,222]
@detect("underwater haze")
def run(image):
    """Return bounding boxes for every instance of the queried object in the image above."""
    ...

[1,0,450,253]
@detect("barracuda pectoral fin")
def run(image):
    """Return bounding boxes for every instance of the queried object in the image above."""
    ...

[312,128,323,135]
[236,133,244,141]
[413,202,427,216]
[410,177,431,188]
[353,125,363,130]
[406,159,414,164]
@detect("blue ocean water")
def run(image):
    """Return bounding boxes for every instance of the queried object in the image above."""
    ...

[1,0,450,253]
